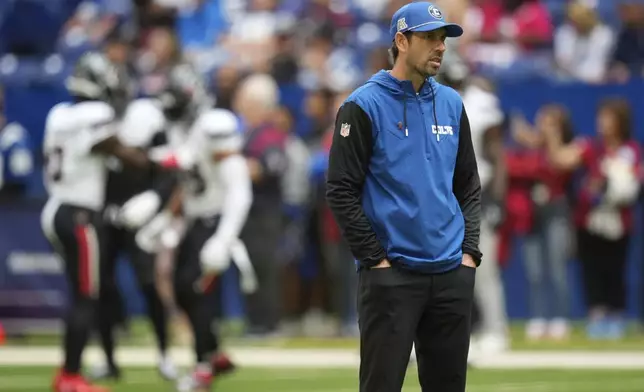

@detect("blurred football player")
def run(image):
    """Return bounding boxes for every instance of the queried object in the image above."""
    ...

[90,95,182,381]
[41,52,163,392]
[133,65,253,391]
[438,58,510,360]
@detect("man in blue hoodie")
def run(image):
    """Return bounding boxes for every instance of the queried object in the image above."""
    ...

[326,2,481,391]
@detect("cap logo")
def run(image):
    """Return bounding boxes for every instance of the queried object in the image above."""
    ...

[428,5,443,19]
[397,17,408,31]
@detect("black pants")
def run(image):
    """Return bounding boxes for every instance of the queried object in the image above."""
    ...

[241,208,283,332]
[98,223,169,366]
[577,229,630,312]
[174,216,221,363]
[41,202,107,374]
[358,263,476,392]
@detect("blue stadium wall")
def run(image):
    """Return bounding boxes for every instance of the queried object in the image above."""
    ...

[1,80,643,323]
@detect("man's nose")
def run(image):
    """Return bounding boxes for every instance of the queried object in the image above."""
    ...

[436,41,446,53]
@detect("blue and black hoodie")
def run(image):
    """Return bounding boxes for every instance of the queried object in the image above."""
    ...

[326,70,482,273]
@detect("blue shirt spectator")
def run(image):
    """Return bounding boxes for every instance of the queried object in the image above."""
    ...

[177,0,229,50]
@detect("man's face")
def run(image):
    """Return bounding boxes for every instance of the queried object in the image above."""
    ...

[405,29,448,78]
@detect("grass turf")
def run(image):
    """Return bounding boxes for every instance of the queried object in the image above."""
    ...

[7,319,644,352]
[1,367,643,392]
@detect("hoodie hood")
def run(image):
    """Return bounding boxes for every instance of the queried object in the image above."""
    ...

[366,70,439,99]
[365,70,440,134]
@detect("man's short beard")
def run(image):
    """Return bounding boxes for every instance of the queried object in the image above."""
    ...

[415,64,437,78]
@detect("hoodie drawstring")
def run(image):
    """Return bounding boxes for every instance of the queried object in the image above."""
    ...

[398,80,438,138]
[402,97,408,136]
[429,83,439,132]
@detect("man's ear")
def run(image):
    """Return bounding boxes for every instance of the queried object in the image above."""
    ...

[395,32,409,54]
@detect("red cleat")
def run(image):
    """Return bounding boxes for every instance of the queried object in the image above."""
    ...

[176,365,213,392]
[53,370,110,392]
[211,352,236,376]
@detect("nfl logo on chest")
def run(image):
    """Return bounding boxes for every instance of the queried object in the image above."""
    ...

[340,123,351,137]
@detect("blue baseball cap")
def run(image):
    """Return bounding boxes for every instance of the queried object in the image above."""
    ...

[390,2,464,41]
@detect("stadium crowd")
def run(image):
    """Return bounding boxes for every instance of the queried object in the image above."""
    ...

[1,0,644,376]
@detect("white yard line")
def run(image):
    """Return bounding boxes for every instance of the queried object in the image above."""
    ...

[2,346,644,369]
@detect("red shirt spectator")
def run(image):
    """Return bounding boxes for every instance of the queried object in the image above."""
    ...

[469,0,553,51]
[544,98,641,239]
[573,138,641,233]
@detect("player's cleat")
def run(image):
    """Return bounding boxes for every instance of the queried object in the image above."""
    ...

[175,364,212,392]
[158,356,179,380]
[54,370,110,392]
[88,364,121,382]
[211,352,236,376]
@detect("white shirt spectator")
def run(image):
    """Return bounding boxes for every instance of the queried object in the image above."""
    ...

[554,3,615,83]
[555,23,614,83]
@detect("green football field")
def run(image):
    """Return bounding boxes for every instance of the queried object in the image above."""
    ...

[1,367,644,392]
[3,321,644,391]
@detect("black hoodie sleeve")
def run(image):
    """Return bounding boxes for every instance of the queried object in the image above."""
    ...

[453,105,483,265]
[326,101,387,268]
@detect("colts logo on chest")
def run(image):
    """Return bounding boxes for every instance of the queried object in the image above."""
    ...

[431,125,454,141]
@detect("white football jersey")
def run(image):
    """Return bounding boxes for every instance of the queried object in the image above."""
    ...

[181,109,245,219]
[462,84,504,189]
[43,101,117,210]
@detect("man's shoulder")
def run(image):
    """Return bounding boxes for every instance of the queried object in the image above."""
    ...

[343,83,381,112]
[435,81,463,106]
[433,81,464,121]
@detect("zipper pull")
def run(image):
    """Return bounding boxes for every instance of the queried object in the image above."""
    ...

[405,128,408,137]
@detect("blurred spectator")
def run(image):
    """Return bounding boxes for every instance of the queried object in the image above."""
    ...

[300,0,354,34]
[236,73,288,336]
[554,2,614,83]
[135,0,177,30]
[609,1,644,83]
[435,0,471,29]
[364,47,391,80]
[211,64,242,111]
[59,0,134,55]
[279,106,311,264]
[222,0,294,72]
[175,0,230,67]
[0,87,33,200]
[303,88,334,145]
[312,90,358,337]
[459,75,510,354]
[137,26,182,96]
[270,22,299,84]
[299,23,362,92]
[511,105,575,341]
[544,98,640,340]
[465,0,554,79]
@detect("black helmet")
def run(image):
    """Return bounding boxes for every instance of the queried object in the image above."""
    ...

[66,52,132,114]
[157,63,211,121]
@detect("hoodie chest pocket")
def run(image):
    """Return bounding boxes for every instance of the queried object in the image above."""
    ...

[378,121,427,160]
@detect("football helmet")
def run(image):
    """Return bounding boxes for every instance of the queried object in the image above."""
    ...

[65,52,132,115]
